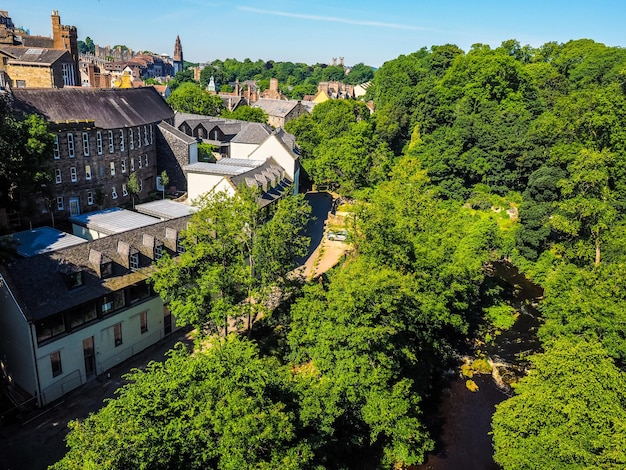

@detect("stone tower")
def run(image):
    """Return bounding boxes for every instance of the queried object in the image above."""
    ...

[173,35,183,75]
[51,10,80,85]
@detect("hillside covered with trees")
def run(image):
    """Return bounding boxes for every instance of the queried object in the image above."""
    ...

[53,39,626,469]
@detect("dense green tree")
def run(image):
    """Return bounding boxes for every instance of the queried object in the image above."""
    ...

[492,338,626,470]
[0,103,53,221]
[151,189,310,336]
[288,258,438,468]
[52,337,314,470]
[344,63,374,85]
[221,105,268,123]
[167,82,224,116]
[167,69,196,91]
[550,148,617,266]
[77,36,95,55]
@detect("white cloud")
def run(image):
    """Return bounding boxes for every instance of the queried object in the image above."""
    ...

[237,6,433,31]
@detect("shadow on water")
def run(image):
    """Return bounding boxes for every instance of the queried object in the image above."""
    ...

[415,261,544,470]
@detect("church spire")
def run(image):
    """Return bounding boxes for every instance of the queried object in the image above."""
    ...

[173,35,183,74]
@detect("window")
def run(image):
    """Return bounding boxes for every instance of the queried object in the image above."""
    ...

[82,132,90,156]
[55,168,62,184]
[70,166,77,182]
[130,157,135,171]
[154,243,163,261]
[108,130,114,153]
[16,79,26,88]
[139,179,143,192]
[87,191,94,205]
[50,351,63,377]
[149,124,153,144]
[97,131,103,155]
[129,252,139,269]
[121,159,127,173]
[110,161,116,176]
[176,238,185,253]
[140,311,148,334]
[53,135,60,159]
[144,154,148,167]
[85,164,92,180]
[138,155,142,168]
[113,323,123,347]
[144,125,149,146]
[67,133,74,158]
[129,282,151,303]
[122,183,128,196]
[56,196,64,211]
[119,130,125,152]
[68,303,97,329]
[112,186,118,199]
[101,291,125,315]
[36,315,66,344]
[129,128,134,150]
[137,127,142,148]
[62,63,75,86]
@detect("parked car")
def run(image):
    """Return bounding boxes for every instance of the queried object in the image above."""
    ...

[327,229,348,241]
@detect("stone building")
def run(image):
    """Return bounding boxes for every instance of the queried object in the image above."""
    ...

[0,10,80,88]
[252,98,309,128]
[11,87,174,224]
[0,46,78,88]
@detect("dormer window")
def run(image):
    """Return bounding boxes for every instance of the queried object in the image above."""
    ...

[58,262,84,290]
[101,261,113,278]
[154,243,163,261]
[129,252,139,270]
[67,271,83,289]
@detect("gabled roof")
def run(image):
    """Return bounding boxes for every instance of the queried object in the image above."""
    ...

[158,121,197,144]
[0,46,69,65]
[230,122,273,144]
[12,87,174,129]
[252,98,301,118]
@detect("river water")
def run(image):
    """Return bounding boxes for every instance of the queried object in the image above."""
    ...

[415,261,543,470]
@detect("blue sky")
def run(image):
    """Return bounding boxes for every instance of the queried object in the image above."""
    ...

[5,1,626,67]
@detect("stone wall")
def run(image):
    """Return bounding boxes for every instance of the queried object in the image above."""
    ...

[156,125,190,192]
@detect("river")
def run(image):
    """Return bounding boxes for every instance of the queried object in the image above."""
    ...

[415,261,543,470]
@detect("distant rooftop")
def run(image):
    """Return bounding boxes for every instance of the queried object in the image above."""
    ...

[9,227,87,258]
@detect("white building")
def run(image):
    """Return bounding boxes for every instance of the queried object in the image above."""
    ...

[0,217,188,407]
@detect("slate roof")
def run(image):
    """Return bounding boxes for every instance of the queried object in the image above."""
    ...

[230,122,272,144]
[0,46,68,65]
[12,87,174,129]
[0,216,190,322]
[252,98,300,118]
[157,121,198,144]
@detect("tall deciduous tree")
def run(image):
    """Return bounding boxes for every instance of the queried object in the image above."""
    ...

[151,188,310,336]
[551,148,617,265]
[167,82,224,116]
[52,337,314,470]
[492,338,626,470]
[0,101,53,221]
